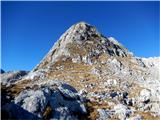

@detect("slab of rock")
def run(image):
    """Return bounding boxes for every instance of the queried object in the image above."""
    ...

[58,83,79,100]
[97,109,114,120]
[8,80,87,120]
[15,88,50,118]
[127,115,142,120]
[150,103,160,117]
[139,89,151,103]
[2,103,42,120]
[114,104,132,120]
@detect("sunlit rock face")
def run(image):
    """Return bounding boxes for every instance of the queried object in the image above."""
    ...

[2,22,160,120]
[1,70,29,86]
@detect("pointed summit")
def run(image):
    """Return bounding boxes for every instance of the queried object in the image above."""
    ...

[33,22,131,71]
[72,21,97,34]
[74,21,90,27]
[57,21,100,44]
[72,21,94,30]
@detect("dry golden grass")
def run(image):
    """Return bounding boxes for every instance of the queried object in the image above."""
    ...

[42,104,53,120]
[135,111,160,120]
[45,59,103,91]
[9,79,31,97]
[128,84,144,98]
[98,53,109,63]
[67,43,88,56]
[85,101,111,120]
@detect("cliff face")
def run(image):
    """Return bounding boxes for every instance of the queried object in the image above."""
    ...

[1,22,160,120]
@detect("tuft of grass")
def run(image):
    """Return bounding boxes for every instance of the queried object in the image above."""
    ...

[85,100,111,120]
[135,111,160,120]
[42,104,53,120]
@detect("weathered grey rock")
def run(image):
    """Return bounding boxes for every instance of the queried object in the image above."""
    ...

[52,106,78,120]
[123,98,134,106]
[50,90,86,119]
[15,88,50,118]
[91,67,101,76]
[97,109,113,120]
[12,80,86,120]
[114,104,132,120]
[127,115,142,120]
[82,55,93,65]
[72,55,82,63]
[24,70,46,80]
[58,83,79,100]
[150,103,160,116]
[139,89,151,103]
[104,79,118,88]
[78,89,87,96]
[2,103,42,120]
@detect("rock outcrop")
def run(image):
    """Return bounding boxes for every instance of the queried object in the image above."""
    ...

[2,80,87,120]
[1,70,29,86]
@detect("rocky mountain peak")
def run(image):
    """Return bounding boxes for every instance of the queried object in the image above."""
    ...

[33,22,132,71]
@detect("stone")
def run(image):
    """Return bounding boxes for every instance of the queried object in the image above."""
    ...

[82,55,92,65]
[72,55,82,63]
[2,103,42,120]
[150,103,160,116]
[97,109,113,120]
[50,89,87,119]
[15,88,50,118]
[114,104,132,120]
[104,79,117,87]
[78,89,87,97]
[127,115,142,120]
[58,83,79,100]
[24,70,46,80]
[91,67,101,76]
[11,80,87,119]
[110,92,118,98]
[139,89,151,103]
[124,98,133,106]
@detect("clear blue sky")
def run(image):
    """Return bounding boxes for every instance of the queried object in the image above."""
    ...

[1,1,159,71]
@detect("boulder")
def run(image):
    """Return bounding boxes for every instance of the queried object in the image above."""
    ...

[127,115,142,120]
[114,104,132,120]
[24,70,46,80]
[150,103,160,117]
[58,83,79,100]
[97,109,114,120]
[139,89,151,103]
[15,88,50,118]
[104,79,117,87]
[11,81,87,120]
[2,103,42,120]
